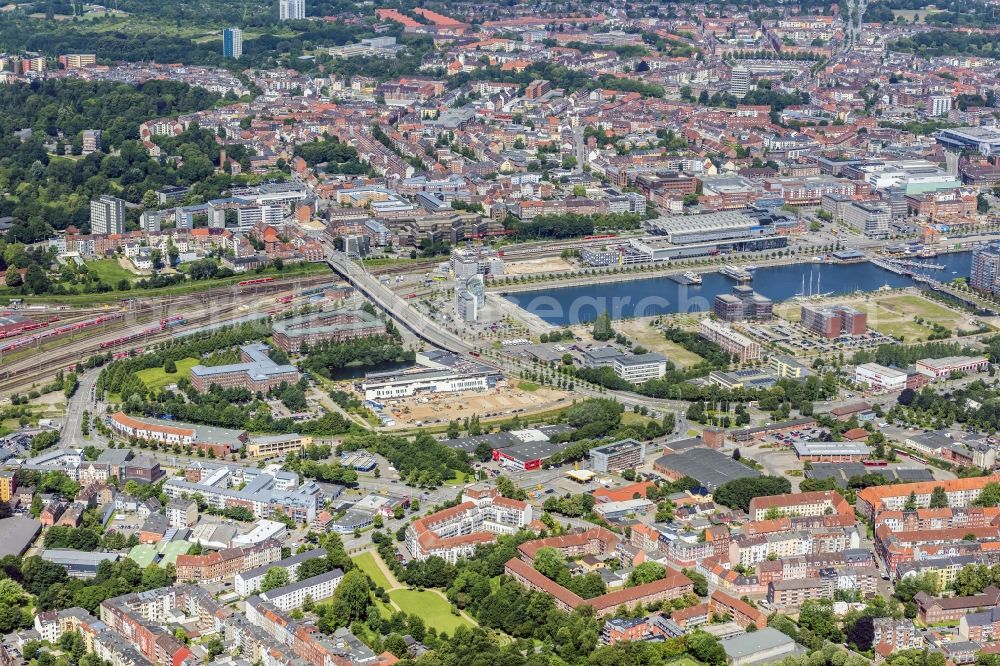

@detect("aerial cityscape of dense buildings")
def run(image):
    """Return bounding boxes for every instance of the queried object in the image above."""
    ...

[4,0,1000,664]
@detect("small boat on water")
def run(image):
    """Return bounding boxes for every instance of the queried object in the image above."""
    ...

[720,265,753,281]
[671,271,703,285]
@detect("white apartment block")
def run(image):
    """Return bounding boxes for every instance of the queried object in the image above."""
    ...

[749,491,850,522]
[260,569,344,611]
[90,195,125,236]
[729,528,858,568]
[278,0,305,20]
[235,548,328,596]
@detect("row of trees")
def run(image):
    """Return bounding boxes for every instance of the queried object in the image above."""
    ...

[300,335,413,379]
[505,212,645,240]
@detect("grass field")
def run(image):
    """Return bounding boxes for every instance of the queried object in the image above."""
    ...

[352,552,393,590]
[614,319,705,368]
[86,259,137,284]
[892,8,943,20]
[667,658,704,666]
[622,412,657,427]
[388,589,474,635]
[776,293,969,342]
[374,598,395,619]
[518,381,540,392]
[445,471,471,486]
[136,358,199,391]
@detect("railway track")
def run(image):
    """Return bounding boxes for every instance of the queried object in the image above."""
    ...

[0,273,336,396]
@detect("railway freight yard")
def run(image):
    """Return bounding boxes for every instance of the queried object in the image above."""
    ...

[0,272,337,395]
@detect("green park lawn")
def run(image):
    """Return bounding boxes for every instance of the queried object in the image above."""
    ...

[445,471,472,486]
[136,357,199,391]
[388,589,475,635]
[352,552,392,590]
[621,412,657,427]
[86,259,137,284]
[667,658,705,666]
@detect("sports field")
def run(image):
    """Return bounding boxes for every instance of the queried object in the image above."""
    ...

[157,540,192,567]
[388,589,475,635]
[128,544,157,568]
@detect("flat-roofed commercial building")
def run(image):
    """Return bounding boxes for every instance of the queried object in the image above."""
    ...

[654,447,761,491]
[589,439,648,473]
[247,433,310,458]
[720,627,800,666]
[800,304,867,338]
[42,550,122,578]
[793,441,871,462]
[646,211,760,245]
[855,362,908,393]
[843,201,891,239]
[937,126,1000,157]
[363,353,500,400]
[271,308,386,353]
[714,286,772,322]
[698,318,761,361]
[915,356,989,379]
[613,353,667,383]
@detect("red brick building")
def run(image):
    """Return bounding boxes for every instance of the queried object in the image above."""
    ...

[709,590,767,629]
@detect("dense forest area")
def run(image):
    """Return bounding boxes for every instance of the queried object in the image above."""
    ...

[0,11,375,69]
[0,79,218,146]
[889,31,1000,57]
[0,80,244,242]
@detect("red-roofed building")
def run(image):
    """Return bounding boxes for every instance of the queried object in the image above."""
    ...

[406,487,532,563]
[504,556,693,617]
[748,490,853,522]
[592,481,654,503]
[709,590,767,629]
